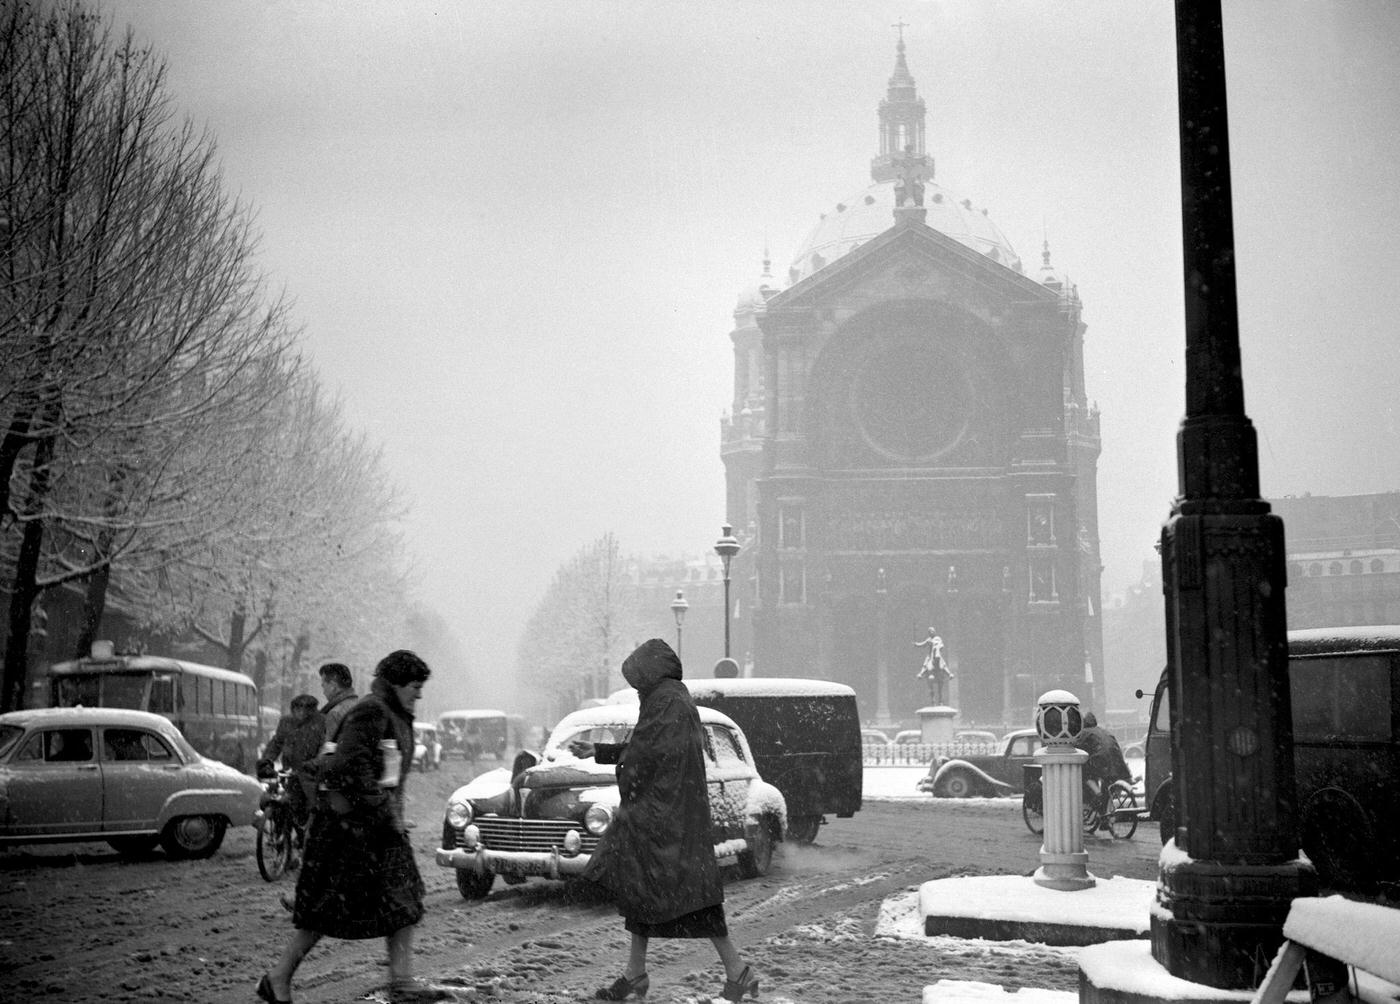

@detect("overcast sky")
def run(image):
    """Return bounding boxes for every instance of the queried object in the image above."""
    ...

[99,1,1400,689]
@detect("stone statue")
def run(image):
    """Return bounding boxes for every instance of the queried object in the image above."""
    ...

[893,145,927,208]
[914,626,955,705]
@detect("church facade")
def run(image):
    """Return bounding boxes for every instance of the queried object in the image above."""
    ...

[719,39,1104,728]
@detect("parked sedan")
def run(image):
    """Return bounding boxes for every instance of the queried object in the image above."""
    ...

[436,704,786,899]
[0,707,262,858]
[918,728,1041,797]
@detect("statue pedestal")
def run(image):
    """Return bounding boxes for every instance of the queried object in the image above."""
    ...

[917,706,957,744]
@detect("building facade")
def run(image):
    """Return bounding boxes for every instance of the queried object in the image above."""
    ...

[1272,491,1400,629]
[720,39,1104,728]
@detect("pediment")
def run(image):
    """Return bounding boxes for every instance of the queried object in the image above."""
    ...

[765,220,1058,318]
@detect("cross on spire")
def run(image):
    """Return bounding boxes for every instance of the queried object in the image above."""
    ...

[891,20,908,43]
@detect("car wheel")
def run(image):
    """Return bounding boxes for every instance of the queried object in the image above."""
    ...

[1301,787,1375,892]
[785,814,821,844]
[160,815,227,859]
[939,771,976,798]
[455,868,495,900]
[738,819,775,879]
[107,835,158,856]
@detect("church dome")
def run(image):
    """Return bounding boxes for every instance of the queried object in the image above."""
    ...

[787,178,1023,285]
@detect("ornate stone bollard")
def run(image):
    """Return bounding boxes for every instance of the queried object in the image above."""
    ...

[1032,689,1095,891]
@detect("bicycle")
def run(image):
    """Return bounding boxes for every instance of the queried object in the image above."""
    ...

[1021,773,1138,839]
[255,769,305,881]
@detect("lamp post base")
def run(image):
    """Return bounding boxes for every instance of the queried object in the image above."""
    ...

[1150,852,1316,989]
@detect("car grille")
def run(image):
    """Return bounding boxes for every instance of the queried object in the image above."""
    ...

[462,816,601,854]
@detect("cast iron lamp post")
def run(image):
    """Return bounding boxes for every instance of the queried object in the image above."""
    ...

[1152,1,1315,987]
[714,524,741,660]
[669,589,689,660]
[874,567,891,725]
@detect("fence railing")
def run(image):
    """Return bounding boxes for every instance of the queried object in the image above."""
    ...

[863,740,996,766]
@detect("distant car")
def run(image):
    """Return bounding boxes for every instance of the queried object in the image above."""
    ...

[953,730,998,750]
[412,722,442,771]
[892,729,923,745]
[435,703,786,899]
[918,728,1041,798]
[0,706,262,858]
[861,728,891,746]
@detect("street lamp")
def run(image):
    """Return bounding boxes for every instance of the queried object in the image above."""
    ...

[669,589,689,659]
[874,567,891,725]
[714,523,741,660]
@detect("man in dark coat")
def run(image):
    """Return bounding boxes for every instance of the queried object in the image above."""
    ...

[1076,711,1132,826]
[569,639,760,1002]
[317,661,358,744]
[256,693,325,828]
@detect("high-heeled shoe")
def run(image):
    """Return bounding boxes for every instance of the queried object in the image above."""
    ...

[255,973,291,1004]
[389,977,454,1002]
[595,972,650,1000]
[721,965,760,1002]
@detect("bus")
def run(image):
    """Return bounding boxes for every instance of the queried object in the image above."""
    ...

[436,709,526,761]
[46,644,260,772]
[1140,624,1400,895]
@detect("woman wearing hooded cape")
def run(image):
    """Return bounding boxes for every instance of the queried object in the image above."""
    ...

[570,638,760,1002]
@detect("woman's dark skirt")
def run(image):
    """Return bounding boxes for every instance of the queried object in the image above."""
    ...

[624,902,728,939]
[292,809,425,940]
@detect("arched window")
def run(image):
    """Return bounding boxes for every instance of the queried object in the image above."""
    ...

[1328,562,1343,575]
[1308,563,1323,577]
[1288,563,1304,581]
[1372,559,1386,573]
[1350,560,1364,574]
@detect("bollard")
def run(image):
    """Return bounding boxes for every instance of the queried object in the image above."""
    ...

[1032,690,1095,891]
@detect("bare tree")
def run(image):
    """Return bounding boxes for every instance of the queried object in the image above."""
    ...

[516,533,639,724]
[0,3,295,709]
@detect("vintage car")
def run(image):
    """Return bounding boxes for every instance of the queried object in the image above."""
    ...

[412,721,442,771]
[917,727,1041,798]
[435,704,786,899]
[0,706,263,858]
[860,728,891,747]
[953,729,999,751]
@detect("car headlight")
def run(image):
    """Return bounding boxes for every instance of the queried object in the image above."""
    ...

[446,798,474,829]
[584,803,612,835]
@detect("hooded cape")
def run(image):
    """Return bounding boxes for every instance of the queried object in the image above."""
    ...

[583,639,723,924]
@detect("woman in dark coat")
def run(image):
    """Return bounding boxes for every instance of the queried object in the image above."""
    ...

[258,650,440,1004]
[569,639,760,1002]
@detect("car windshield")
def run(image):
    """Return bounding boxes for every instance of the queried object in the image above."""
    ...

[547,722,633,754]
[0,724,24,758]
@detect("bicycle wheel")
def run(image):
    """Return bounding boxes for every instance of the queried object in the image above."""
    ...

[256,808,293,881]
[1082,796,1103,836]
[1107,782,1139,839]
[1022,780,1044,835]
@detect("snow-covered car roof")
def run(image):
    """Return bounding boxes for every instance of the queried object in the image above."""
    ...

[547,702,741,747]
[606,676,856,704]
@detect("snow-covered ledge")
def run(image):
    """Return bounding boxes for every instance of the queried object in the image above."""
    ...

[1252,895,1400,1004]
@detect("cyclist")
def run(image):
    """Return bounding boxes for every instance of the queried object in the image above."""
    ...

[1076,711,1132,826]
[257,694,326,831]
